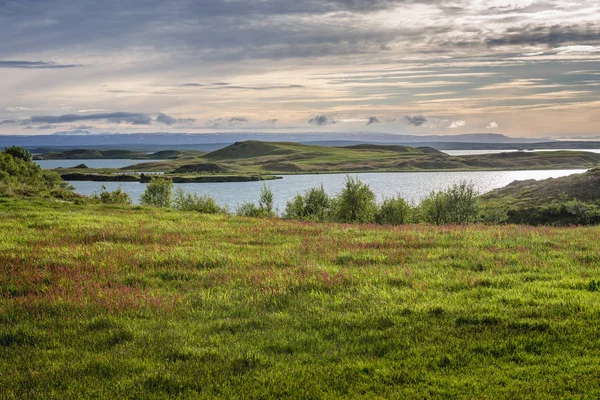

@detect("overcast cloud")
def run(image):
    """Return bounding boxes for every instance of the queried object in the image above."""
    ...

[0,0,599,137]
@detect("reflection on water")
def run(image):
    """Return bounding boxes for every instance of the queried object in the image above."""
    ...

[70,169,585,212]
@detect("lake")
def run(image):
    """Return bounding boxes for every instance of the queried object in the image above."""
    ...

[69,169,585,212]
[443,149,600,156]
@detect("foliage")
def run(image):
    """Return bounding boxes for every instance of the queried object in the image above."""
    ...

[332,175,377,223]
[140,177,173,208]
[2,198,600,398]
[93,185,132,205]
[236,185,276,218]
[4,146,33,162]
[283,185,331,221]
[172,188,227,214]
[375,196,413,225]
[258,184,275,217]
[0,147,71,197]
[538,199,600,225]
[420,181,480,224]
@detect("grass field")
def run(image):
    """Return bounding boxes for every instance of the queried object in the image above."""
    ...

[2,197,600,398]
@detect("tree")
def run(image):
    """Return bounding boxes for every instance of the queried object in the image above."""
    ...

[140,177,173,207]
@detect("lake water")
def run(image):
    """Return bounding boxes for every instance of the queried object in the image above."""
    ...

[34,159,147,169]
[443,149,600,156]
[70,169,585,212]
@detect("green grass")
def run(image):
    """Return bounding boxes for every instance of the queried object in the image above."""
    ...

[2,197,600,398]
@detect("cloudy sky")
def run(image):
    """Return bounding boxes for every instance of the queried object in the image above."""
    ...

[0,0,599,138]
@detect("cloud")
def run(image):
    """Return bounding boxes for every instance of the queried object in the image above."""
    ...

[449,120,466,129]
[0,61,81,69]
[403,115,427,126]
[205,117,249,127]
[0,119,17,124]
[486,121,499,129]
[366,116,380,125]
[28,112,152,125]
[156,112,196,125]
[309,115,336,126]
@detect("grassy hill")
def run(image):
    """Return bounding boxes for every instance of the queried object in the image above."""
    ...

[481,167,600,224]
[1,198,600,398]
[34,149,204,160]
[120,141,600,174]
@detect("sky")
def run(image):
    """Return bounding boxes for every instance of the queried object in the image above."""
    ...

[0,0,599,138]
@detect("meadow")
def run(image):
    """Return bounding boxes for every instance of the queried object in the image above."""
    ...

[2,197,600,398]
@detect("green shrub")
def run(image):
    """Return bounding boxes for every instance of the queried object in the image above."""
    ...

[258,184,275,217]
[93,185,132,205]
[140,177,173,207]
[376,196,412,225]
[0,147,71,197]
[480,205,509,224]
[420,181,479,224]
[4,146,32,162]
[283,185,331,221]
[172,188,226,214]
[236,185,276,218]
[332,176,377,223]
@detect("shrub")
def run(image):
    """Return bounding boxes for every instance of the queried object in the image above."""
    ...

[140,177,173,207]
[4,146,32,162]
[258,184,275,217]
[419,181,479,224]
[172,188,226,214]
[376,196,412,225]
[236,185,276,218]
[94,185,132,205]
[0,148,71,197]
[332,176,377,223]
[480,205,509,224]
[283,185,331,221]
[236,202,263,218]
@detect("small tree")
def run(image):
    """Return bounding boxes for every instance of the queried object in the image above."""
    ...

[376,196,412,225]
[140,177,173,207]
[3,146,32,163]
[333,176,377,223]
[258,184,275,217]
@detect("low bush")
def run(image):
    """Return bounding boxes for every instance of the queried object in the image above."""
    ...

[173,188,227,214]
[237,185,276,218]
[140,177,173,208]
[283,185,331,221]
[419,181,479,224]
[332,176,377,223]
[93,185,132,205]
[376,196,413,225]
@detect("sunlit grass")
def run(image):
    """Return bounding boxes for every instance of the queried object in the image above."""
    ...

[1,197,600,398]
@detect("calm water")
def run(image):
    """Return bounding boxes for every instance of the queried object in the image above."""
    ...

[34,159,148,169]
[70,170,585,212]
[443,149,600,156]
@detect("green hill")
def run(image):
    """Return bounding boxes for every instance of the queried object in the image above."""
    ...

[481,167,600,224]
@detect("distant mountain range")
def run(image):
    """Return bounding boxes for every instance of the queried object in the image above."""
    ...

[2,131,599,152]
